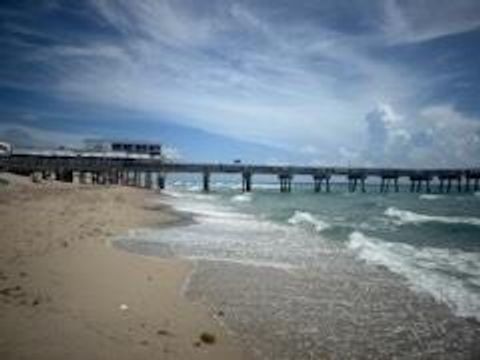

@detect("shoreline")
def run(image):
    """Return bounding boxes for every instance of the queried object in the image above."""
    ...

[124,187,480,359]
[0,173,247,360]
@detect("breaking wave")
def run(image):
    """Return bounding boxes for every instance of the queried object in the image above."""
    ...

[385,207,480,226]
[287,211,330,232]
[348,231,480,320]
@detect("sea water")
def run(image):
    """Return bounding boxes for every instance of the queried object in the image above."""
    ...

[117,180,480,359]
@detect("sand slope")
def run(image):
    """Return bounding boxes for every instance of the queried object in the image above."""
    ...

[0,174,246,360]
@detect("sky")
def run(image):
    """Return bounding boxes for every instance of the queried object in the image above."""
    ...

[1,0,480,167]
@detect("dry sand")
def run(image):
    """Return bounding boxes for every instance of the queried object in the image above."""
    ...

[0,173,247,360]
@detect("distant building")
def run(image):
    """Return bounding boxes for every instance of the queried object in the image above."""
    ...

[84,139,162,156]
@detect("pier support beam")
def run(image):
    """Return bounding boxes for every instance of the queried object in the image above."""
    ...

[109,170,118,185]
[132,171,138,187]
[416,180,422,192]
[157,174,165,190]
[82,172,92,185]
[314,176,321,193]
[56,169,71,183]
[96,172,103,185]
[409,175,430,193]
[138,172,146,188]
[122,170,127,185]
[145,172,152,189]
[203,171,210,192]
[348,177,356,192]
[381,178,395,193]
[242,172,252,192]
[31,171,42,183]
[131,171,137,186]
[348,174,366,192]
[313,175,330,193]
[117,171,123,185]
[279,174,292,193]
[115,170,121,185]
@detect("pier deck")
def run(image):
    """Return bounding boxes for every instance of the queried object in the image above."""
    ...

[2,152,480,193]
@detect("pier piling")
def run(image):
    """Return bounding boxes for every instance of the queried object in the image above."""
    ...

[157,175,165,190]
[313,174,329,193]
[242,172,252,192]
[203,171,210,192]
[279,174,292,192]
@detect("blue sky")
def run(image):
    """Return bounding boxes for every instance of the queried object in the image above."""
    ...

[1,0,480,166]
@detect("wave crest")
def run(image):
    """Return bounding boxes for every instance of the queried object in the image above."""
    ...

[348,231,480,320]
[287,211,330,232]
[385,207,480,226]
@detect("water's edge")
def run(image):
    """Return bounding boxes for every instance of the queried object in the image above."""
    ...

[114,191,480,359]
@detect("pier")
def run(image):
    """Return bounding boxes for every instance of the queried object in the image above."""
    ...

[1,151,480,193]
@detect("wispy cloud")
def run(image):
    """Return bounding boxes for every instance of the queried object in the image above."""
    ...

[44,2,415,152]
[382,0,480,44]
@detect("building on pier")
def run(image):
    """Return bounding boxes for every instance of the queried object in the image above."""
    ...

[84,139,162,157]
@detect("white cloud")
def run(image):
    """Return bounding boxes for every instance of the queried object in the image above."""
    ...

[364,103,411,165]
[363,103,480,167]
[162,145,182,161]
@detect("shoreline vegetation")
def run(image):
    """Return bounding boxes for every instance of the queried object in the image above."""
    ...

[0,173,247,360]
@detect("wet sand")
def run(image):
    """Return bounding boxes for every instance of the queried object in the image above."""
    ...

[0,173,247,360]
[186,258,480,360]
[116,190,480,360]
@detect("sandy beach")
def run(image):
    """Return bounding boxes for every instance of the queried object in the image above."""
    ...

[0,173,247,360]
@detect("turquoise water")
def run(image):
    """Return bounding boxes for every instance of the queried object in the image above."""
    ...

[117,180,480,359]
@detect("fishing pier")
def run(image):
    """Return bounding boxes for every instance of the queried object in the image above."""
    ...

[2,151,480,194]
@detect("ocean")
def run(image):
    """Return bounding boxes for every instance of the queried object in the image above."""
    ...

[116,179,480,359]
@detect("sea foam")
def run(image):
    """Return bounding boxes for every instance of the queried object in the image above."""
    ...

[419,194,443,200]
[231,193,252,203]
[385,207,480,226]
[287,211,330,232]
[348,231,480,320]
